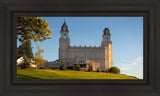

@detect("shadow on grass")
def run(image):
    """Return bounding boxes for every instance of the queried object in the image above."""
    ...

[17,74,40,79]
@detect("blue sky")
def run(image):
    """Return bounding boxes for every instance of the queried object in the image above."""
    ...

[18,17,143,79]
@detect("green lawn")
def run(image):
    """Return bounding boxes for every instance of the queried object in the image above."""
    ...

[17,69,138,79]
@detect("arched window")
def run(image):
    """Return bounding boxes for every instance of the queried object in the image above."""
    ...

[71,52,74,58]
[61,53,64,57]
[87,52,89,58]
[76,52,79,56]
[63,34,66,38]
[106,37,108,41]
[96,52,99,58]
[101,61,103,66]
[91,52,94,58]
[81,52,84,57]
[101,52,103,58]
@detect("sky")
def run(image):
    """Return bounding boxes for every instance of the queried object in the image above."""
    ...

[17,17,143,79]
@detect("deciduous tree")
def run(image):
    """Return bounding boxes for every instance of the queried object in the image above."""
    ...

[108,67,120,74]
[34,44,46,78]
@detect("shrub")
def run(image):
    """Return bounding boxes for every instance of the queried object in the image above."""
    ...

[60,63,67,70]
[20,62,30,69]
[72,65,76,70]
[67,66,73,70]
[39,67,44,69]
[88,65,93,72]
[108,67,120,74]
[50,67,59,70]
[77,65,81,71]
[97,67,100,72]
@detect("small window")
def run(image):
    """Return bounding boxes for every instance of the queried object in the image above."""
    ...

[64,34,66,38]
[91,52,94,58]
[81,52,84,57]
[76,52,79,56]
[87,52,89,58]
[96,52,99,58]
[106,37,108,41]
[71,52,74,58]
[101,52,103,58]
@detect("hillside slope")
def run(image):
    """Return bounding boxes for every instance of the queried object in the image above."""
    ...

[17,69,138,79]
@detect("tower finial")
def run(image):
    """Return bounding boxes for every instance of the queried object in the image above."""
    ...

[64,19,66,24]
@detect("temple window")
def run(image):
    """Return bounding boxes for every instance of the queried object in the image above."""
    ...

[91,52,94,58]
[81,52,84,57]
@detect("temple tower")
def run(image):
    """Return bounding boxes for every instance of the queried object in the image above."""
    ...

[101,28,112,47]
[101,28,113,71]
[59,21,70,59]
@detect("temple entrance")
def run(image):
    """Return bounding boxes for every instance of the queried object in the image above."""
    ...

[73,64,90,71]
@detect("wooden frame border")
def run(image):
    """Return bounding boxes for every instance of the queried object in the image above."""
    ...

[0,0,160,96]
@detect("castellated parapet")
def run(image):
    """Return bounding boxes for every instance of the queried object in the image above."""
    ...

[44,21,113,71]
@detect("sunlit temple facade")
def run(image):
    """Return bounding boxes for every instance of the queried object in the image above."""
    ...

[44,21,113,71]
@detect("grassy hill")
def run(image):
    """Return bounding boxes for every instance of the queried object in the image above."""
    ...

[17,69,138,79]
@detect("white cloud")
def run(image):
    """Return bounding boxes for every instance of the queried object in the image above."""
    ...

[118,56,143,79]
[131,56,143,65]
[120,56,143,67]
[120,64,130,71]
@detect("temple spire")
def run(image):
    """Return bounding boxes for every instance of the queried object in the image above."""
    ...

[64,19,66,24]
[61,19,68,31]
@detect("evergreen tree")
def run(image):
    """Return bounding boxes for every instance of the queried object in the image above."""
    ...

[60,59,66,70]
[77,65,81,71]
[17,17,52,43]
[17,44,25,58]
[17,40,33,59]
[20,55,31,69]
[72,65,76,70]
[90,65,93,71]
[17,40,34,69]
[16,17,52,69]
[88,65,93,72]
[97,67,100,72]
[24,40,33,59]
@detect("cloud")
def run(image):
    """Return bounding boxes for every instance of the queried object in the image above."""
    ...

[120,64,130,71]
[120,56,143,66]
[118,56,143,79]
[131,56,143,65]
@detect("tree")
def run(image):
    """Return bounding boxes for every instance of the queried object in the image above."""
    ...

[34,44,46,78]
[16,17,52,43]
[72,65,76,70]
[77,65,81,71]
[88,65,93,72]
[20,55,31,69]
[16,17,51,69]
[17,40,34,68]
[17,44,25,58]
[24,40,34,59]
[60,59,66,70]
[108,67,120,74]
[17,40,33,59]
[97,67,100,72]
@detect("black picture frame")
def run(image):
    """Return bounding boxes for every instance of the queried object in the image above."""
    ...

[0,0,160,96]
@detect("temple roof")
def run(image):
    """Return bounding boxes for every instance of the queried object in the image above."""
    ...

[103,28,111,35]
[61,20,69,31]
[62,20,67,27]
